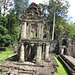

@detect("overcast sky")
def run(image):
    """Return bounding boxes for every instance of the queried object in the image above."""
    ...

[30,0,75,23]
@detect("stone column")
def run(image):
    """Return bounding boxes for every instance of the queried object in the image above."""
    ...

[45,43,50,61]
[46,31,49,40]
[37,23,42,39]
[19,43,25,62]
[21,22,26,39]
[28,44,33,59]
[67,39,72,55]
[36,43,42,64]
[61,48,64,54]
[41,23,43,39]
[42,43,45,60]
[29,23,31,39]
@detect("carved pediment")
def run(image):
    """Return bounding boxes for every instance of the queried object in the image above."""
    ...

[22,2,44,20]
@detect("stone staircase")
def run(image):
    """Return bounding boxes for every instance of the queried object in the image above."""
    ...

[1,55,58,75]
[58,54,75,75]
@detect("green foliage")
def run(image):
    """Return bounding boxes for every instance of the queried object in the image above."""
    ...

[0,13,20,47]
[13,0,29,17]
[11,27,20,42]
[0,15,7,27]
[0,25,11,47]
[6,13,20,32]
[67,24,75,41]
[55,17,68,35]
[0,7,1,15]
[54,56,68,75]
[0,0,30,48]
[6,13,21,42]
[39,0,70,38]
[0,47,17,67]
[0,25,8,34]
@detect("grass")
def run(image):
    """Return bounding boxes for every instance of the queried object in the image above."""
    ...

[0,47,17,67]
[0,47,17,74]
[54,56,69,75]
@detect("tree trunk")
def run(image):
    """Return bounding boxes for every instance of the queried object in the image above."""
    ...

[52,12,55,40]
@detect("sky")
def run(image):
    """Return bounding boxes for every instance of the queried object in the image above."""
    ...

[30,0,75,23]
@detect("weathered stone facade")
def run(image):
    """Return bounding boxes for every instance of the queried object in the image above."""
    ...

[58,35,74,56]
[49,35,75,57]
[19,2,51,64]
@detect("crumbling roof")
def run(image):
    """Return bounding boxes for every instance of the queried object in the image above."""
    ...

[26,2,41,13]
[22,2,44,20]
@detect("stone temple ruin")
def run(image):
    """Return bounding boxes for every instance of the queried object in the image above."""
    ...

[18,2,50,63]
[1,2,75,75]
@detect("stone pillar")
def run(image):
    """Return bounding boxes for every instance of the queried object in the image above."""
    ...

[29,44,34,59]
[41,23,43,39]
[36,43,42,64]
[37,23,42,39]
[21,22,26,39]
[19,43,25,62]
[42,43,45,60]
[46,31,49,40]
[29,23,31,39]
[45,43,50,61]
[73,42,75,52]
[61,48,64,54]
[67,39,72,55]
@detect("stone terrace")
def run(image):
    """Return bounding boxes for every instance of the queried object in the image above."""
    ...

[1,55,58,75]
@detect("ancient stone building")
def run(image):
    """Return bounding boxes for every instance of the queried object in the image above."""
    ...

[49,35,75,57]
[58,35,75,56]
[18,2,50,64]
[58,35,72,55]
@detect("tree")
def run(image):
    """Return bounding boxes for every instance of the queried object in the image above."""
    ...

[13,0,29,17]
[68,23,75,41]
[0,0,2,15]
[6,13,21,42]
[39,0,70,40]
[0,15,7,27]
[48,0,69,40]
[1,0,14,16]
[0,21,11,47]
[55,17,69,36]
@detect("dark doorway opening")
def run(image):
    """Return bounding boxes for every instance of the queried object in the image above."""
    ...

[64,48,67,54]
[62,39,67,46]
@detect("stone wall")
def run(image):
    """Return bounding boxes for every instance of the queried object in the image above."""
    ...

[50,40,58,53]
[71,41,75,57]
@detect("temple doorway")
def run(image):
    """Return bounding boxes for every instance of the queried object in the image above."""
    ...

[62,39,67,55]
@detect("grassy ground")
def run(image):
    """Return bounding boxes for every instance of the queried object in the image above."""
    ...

[54,56,69,75]
[0,47,17,67]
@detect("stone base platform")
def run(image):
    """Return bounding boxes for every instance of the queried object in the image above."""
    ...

[1,55,58,75]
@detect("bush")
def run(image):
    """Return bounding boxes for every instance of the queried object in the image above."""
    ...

[0,25,11,47]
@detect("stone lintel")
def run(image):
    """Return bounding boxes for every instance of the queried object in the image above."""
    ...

[21,39,51,44]
[23,19,44,22]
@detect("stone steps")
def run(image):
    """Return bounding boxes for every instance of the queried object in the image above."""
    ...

[18,70,34,75]
[58,55,75,75]
[1,54,59,75]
